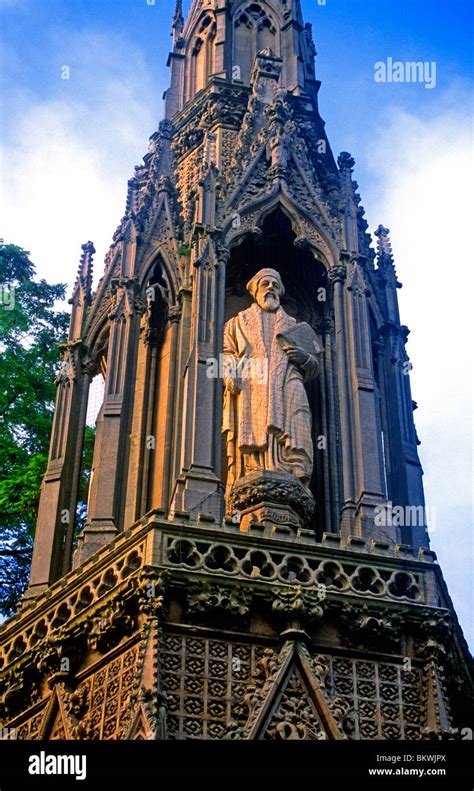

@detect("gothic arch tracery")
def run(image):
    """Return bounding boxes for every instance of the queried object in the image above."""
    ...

[233,3,279,83]
[223,193,338,272]
[186,13,217,100]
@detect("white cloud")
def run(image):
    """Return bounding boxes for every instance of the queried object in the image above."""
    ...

[363,86,473,648]
[0,30,162,295]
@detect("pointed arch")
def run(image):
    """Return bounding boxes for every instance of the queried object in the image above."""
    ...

[223,191,339,271]
[138,247,179,308]
[232,1,280,83]
[185,12,217,101]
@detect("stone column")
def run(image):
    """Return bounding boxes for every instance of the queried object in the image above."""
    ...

[170,241,224,520]
[26,241,95,596]
[316,316,340,534]
[328,261,356,538]
[374,336,393,502]
[74,277,142,564]
[160,305,181,508]
[61,354,95,574]
[163,4,186,119]
[122,311,154,528]
[374,226,428,549]
[26,342,91,596]
[281,13,305,94]
[345,257,387,539]
[382,324,428,548]
[170,284,192,497]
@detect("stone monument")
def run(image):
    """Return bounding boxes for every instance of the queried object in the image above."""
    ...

[0,0,471,745]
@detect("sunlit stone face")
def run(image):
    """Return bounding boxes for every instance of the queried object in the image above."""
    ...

[254,276,281,312]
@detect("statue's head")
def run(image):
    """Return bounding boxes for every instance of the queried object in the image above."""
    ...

[246,268,284,313]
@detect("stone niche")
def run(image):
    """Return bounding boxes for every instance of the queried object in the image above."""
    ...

[223,208,328,536]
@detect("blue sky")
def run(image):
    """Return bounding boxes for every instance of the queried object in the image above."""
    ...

[1,0,473,648]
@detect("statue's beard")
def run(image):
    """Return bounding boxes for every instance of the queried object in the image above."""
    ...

[259,292,279,311]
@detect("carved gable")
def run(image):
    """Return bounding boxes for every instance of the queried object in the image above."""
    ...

[261,664,328,740]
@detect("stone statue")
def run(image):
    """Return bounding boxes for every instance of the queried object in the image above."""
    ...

[267,125,288,169]
[222,268,320,505]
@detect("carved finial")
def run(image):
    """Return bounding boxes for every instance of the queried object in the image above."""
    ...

[172,0,184,31]
[125,176,140,216]
[374,224,400,285]
[337,151,355,173]
[78,241,95,293]
[69,241,94,313]
[304,22,315,49]
[374,224,393,258]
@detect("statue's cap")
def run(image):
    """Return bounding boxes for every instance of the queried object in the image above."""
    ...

[246,268,285,298]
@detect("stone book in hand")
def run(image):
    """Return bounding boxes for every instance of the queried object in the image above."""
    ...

[276,322,323,356]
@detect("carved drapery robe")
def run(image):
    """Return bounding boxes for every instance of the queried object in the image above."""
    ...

[223,303,319,498]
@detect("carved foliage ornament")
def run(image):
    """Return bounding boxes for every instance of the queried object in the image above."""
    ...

[88,599,135,654]
[271,585,326,631]
[338,602,403,647]
[229,475,315,525]
[186,581,252,619]
[133,567,170,619]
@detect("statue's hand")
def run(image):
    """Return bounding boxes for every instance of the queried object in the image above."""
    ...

[225,375,242,395]
[285,347,309,367]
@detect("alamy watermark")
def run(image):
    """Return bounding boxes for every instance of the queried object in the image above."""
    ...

[374,502,436,532]
[374,58,437,89]
[206,354,268,385]
[28,751,87,780]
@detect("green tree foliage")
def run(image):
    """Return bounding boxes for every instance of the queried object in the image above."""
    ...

[0,242,70,616]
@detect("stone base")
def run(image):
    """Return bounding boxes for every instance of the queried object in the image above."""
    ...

[229,470,315,530]
[170,465,224,522]
[354,497,399,545]
[22,582,49,602]
[72,520,118,568]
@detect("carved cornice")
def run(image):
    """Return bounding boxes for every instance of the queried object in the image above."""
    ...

[1,512,469,733]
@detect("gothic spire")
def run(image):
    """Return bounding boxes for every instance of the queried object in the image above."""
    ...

[338,152,359,253]
[374,224,400,281]
[375,224,393,261]
[68,241,95,341]
[172,0,184,34]
[374,225,401,325]
[75,241,95,298]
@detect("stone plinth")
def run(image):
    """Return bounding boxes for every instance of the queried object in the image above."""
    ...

[228,470,315,532]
